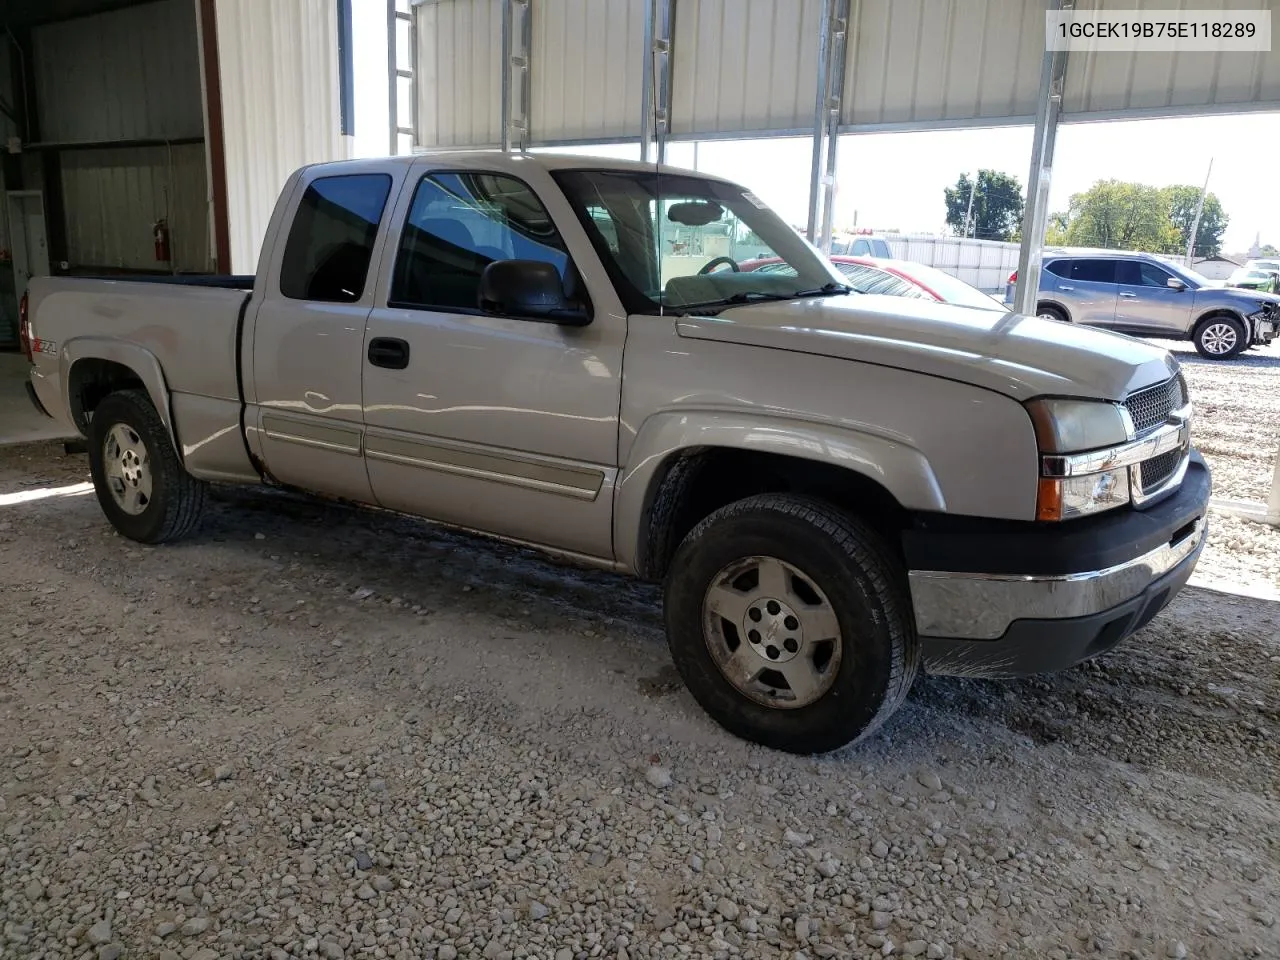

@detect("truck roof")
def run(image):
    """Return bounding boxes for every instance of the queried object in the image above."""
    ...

[305,150,725,181]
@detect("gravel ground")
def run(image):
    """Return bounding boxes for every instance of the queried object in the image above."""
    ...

[1,440,1278,960]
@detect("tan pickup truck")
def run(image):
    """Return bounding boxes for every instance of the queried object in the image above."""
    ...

[22,153,1210,754]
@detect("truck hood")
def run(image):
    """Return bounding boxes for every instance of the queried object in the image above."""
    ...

[675,294,1179,401]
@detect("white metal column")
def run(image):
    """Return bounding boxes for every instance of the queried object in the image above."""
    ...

[806,0,850,253]
[1012,0,1072,317]
[387,0,417,155]
[500,0,532,152]
[641,0,675,164]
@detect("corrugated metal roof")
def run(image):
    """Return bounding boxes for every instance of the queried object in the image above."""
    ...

[842,0,1044,129]
[1063,0,1280,115]
[215,0,343,274]
[415,0,503,148]
[59,143,210,271]
[532,0,646,141]
[670,0,823,136]
[410,0,1279,149]
[32,0,204,143]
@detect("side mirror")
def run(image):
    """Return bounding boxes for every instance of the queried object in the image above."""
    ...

[478,260,590,326]
[1166,277,1187,291]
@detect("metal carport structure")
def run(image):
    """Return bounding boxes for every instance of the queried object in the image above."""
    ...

[394,0,1280,523]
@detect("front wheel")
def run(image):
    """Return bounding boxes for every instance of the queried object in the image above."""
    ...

[88,389,207,543]
[1193,316,1247,360]
[663,495,918,754]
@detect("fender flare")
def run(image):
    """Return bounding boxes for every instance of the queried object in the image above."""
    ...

[58,337,178,452]
[612,410,946,572]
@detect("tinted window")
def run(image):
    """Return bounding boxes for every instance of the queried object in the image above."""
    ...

[1069,259,1116,283]
[280,174,392,302]
[1117,260,1174,287]
[1044,259,1070,277]
[391,172,570,311]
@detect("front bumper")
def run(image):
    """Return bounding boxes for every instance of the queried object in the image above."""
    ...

[906,453,1211,677]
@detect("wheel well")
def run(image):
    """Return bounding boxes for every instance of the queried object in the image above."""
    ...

[1193,309,1246,334]
[636,448,908,581]
[67,359,147,434]
[1036,301,1068,321]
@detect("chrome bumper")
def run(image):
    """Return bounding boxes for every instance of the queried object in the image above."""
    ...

[908,516,1206,641]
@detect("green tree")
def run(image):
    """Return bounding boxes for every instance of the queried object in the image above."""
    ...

[944,170,1024,242]
[1260,243,1278,257]
[1162,185,1228,257]
[1062,180,1181,253]
[1045,211,1070,246]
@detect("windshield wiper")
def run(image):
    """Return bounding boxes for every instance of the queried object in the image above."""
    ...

[793,282,854,297]
[676,283,854,314]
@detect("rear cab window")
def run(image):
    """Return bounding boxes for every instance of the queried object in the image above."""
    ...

[280,174,393,302]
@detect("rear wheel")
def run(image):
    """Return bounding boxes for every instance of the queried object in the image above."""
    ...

[1036,304,1068,324]
[663,494,918,754]
[1193,315,1247,360]
[88,389,206,543]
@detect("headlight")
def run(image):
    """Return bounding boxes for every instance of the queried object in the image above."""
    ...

[1037,469,1131,521]
[1025,399,1133,521]
[1025,399,1129,453]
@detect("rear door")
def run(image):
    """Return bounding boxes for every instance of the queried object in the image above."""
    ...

[246,162,404,502]
[1056,257,1119,328]
[1114,259,1194,336]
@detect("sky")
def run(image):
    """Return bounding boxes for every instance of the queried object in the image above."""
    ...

[350,0,1277,255]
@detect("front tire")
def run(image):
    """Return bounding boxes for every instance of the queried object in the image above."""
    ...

[1036,304,1068,324]
[1193,315,1247,359]
[663,495,918,754]
[88,389,206,543]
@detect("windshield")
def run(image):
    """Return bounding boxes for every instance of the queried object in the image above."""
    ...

[553,170,847,313]
[891,263,1005,310]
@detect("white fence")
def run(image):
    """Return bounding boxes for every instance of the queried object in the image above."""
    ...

[880,235,1020,294]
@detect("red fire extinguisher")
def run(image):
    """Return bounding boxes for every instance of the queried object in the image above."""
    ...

[153,218,171,263]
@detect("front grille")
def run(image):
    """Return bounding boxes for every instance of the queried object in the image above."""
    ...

[1138,448,1182,494]
[1123,374,1186,435]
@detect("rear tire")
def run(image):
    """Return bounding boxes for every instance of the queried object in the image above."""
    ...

[1193,315,1247,360]
[663,494,918,754]
[88,389,206,543]
[1036,304,1068,324]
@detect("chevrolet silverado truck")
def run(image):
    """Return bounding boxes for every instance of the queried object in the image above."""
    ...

[22,153,1211,754]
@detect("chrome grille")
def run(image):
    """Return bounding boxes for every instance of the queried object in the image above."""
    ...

[1138,448,1182,494]
[1124,374,1187,436]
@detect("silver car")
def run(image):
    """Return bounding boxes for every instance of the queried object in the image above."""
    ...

[1013,248,1279,360]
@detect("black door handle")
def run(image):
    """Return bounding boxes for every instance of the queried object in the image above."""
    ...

[368,337,410,370]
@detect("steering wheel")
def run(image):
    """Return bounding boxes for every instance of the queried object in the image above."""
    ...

[698,256,740,275]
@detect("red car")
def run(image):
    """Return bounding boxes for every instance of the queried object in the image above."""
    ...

[740,255,1006,311]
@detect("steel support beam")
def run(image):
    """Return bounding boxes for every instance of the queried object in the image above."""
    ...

[641,0,675,164]
[806,0,849,252]
[1012,0,1072,317]
[387,1,417,155]
[501,0,532,152]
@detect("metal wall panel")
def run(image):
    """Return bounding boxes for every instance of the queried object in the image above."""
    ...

[670,0,823,136]
[59,143,210,272]
[215,0,343,274]
[415,0,503,148]
[32,0,204,143]
[1062,0,1280,115]
[531,0,646,142]
[842,0,1044,130]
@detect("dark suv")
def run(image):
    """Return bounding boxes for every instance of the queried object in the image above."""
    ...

[1009,248,1279,360]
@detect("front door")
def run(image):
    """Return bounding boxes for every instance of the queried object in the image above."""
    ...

[1114,259,1193,335]
[361,166,623,560]
[248,165,401,503]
